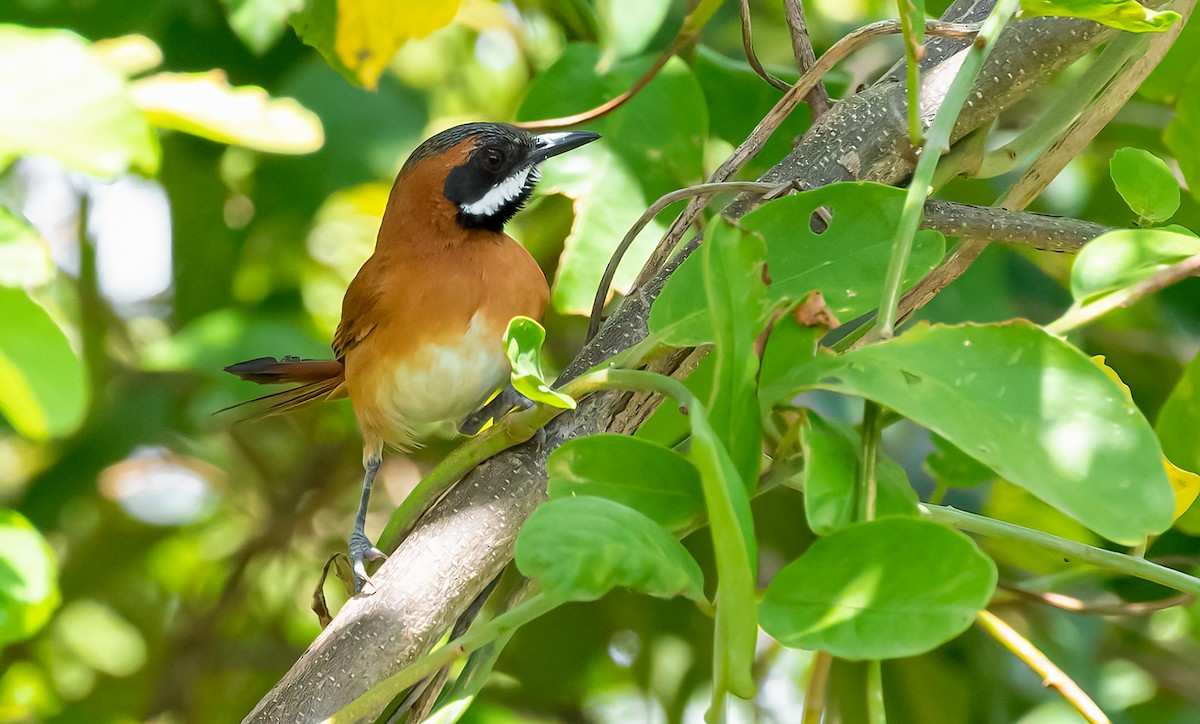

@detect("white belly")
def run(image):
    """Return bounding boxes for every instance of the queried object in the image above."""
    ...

[374,313,509,447]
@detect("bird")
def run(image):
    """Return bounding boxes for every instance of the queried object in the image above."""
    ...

[224,122,600,593]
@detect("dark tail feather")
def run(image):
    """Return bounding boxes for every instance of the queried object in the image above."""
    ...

[220,356,346,421]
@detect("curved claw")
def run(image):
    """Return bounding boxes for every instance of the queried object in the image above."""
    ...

[349,531,388,596]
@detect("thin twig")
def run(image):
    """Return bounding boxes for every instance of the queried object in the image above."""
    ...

[1047,254,1200,335]
[977,610,1111,724]
[633,18,983,291]
[586,180,797,341]
[894,0,1193,326]
[783,0,831,117]
[740,0,792,91]
[998,581,1195,616]
[920,504,1200,597]
[515,0,723,130]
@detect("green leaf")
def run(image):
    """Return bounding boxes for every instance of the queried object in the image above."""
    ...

[1166,78,1200,204]
[0,24,159,177]
[0,510,59,646]
[637,353,716,445]
[0,287,89,440]
[1157,350,1200,516]
[519,44,707,315]
[758,315,825,411]
[130,71,323,154]
[688,403,757,699]
[1070,228,1200,304]
[220,0,303,54]
[692,46,810,179]
[799,412,919,535]
[1109,148,1180,223]
[923,432,996,490]
[1020,0,1181,32]
[760,518,997,659]
[599,0,671,58]
[54,600,146,676]
[515,496,705,603]
[0,207,54,289]
[767,322,1175,544]
[742,183,945,321]
[503,316,575,410]
[703,219,773,486]
[548,434,704,533]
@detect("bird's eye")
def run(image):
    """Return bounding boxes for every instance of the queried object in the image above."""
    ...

[481,148,505,172]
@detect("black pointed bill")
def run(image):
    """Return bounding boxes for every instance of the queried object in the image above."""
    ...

[527,130,601,166]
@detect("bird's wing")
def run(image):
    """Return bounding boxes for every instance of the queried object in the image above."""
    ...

[333,260,382,360]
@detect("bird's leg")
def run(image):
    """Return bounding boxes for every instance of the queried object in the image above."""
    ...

[349,454,387,595]
[458,384,535,436]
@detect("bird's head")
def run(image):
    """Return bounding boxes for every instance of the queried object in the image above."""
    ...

[397,122,600,233]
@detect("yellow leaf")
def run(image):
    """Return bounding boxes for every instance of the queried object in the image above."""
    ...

[335,0,463,89]
[1092,356,1200,518]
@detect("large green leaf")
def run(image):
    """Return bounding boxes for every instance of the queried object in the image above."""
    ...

[0,287,88,441]
[503,317,575,410]
[765,322,1175,544]
[1157,351,1200,518]
[687,403,758,700]
[0,24,158,177]
[0,207,54,289]
[130,71,323,154]
[515,496,705,603]
[1069,229,1200,304]
[0,510,59,646]
[1166,79,1200,203]
[547,434,703,532]
[742,183,945,321]
[519,44,707,314]
[703,219,773,486]
[1109,148,1180,223]
[799,412,919,535]
[760,519,997,659]
[1020,0,1180,32]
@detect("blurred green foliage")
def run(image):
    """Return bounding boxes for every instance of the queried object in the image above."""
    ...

[0,0,1199,722]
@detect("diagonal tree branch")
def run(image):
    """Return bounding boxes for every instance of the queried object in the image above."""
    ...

[246,4,1119,720]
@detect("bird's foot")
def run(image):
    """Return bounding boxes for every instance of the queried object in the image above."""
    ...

[458,385,535,436]
[349,530,387,596]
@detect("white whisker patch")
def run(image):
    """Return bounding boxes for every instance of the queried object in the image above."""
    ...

[460,167,534,217]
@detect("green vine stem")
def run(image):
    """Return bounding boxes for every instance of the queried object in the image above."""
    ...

[920,504,1200,597]
[897,0,924,146]
[1045,254,1200,336]
[872,0,1021,342]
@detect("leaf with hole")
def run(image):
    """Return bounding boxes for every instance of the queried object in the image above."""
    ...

[742,183,945,321]
[1070,228,1200,305]
[760,518,997,659]
[515,496,705,603]
[767,322,1174,544]
[503,316,575,410]
[548,434,703,532]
